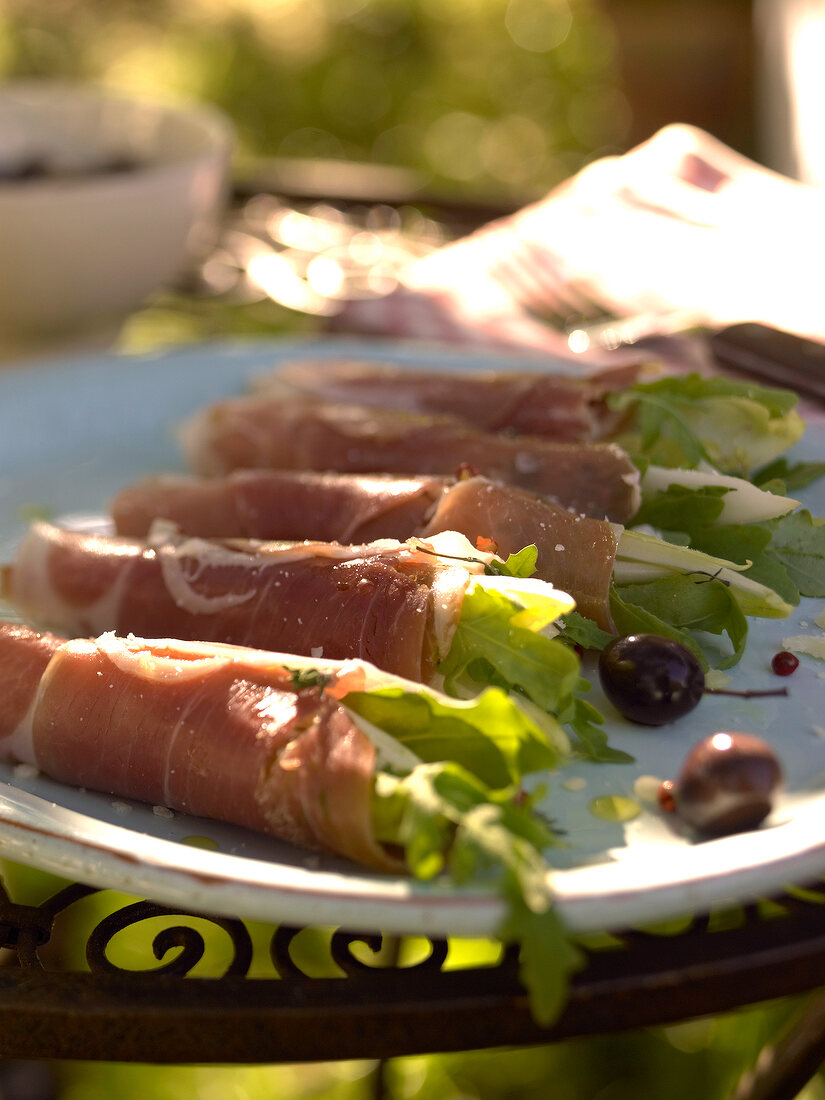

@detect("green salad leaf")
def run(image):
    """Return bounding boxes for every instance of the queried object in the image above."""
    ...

[753,456,825,492]
[608,373,805,476]
[440,584,581,714]
[610,574,748,670]
[630,478,825,611]
[557,611,614,652]
[344,684,560,789]
[559,694,635,764]
[614,529,792,620]
[485,543,539,578]
[371,761,585,1025]
[764,509,825,599]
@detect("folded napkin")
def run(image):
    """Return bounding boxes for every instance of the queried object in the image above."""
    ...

[331,124,825,358]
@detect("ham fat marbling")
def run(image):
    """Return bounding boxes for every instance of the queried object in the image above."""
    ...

[0,623,403,869]
[2,523,476,683]
[180,398,641,523]
[111,472,619,629]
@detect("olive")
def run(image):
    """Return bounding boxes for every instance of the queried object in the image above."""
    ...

[598,634,705,726]
[669,731,782,837]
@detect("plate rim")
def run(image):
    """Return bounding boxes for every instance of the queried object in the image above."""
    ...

[3,333,825,938]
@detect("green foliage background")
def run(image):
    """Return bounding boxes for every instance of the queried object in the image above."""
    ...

[0,0,628,196]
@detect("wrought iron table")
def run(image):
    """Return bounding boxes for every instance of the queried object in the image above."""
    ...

[1,874,825,1099]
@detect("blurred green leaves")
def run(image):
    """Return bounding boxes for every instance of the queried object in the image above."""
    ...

[0,0,629,195]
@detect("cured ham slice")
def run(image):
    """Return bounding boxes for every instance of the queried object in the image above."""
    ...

[181,398,641,523]
[111,472,618,630]
[112,470,449,542]
[418,478,618,630]
[1,522,474,683]
[0,623,404,870]
[256,358,642,441]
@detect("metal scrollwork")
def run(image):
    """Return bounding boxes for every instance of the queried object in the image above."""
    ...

[269,924,305,978]
[2,872,825,1071]
[269,924,449,978]
[3,881,99,969]
[85,900,254,977]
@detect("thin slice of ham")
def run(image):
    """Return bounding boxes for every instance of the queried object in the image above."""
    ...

[180,398,641,523]
[112,470,450,542]
[1,523,473,683]
[255,358,643,441]
[111,472,619,630]
[0,623,403,870]
[419,478,618,630]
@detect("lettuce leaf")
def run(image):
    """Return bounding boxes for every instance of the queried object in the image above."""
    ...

[631,484,825,607]
[440,585,580,714]
[344,684,560,789]
[614,529,792,619]
[608,373,805,476]
[638,467,799,525]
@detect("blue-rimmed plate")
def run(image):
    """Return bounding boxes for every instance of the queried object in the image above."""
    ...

[2,336,825,937]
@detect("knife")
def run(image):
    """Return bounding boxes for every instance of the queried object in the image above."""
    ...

[568,313,825,402]
[708,322,825,402]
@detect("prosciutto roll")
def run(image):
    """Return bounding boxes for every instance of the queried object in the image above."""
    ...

[1,523,474,683]
[111,472,619,629]
[256,358,642,441]
[180,398,641,523]
[112,470,450,543]
[0,623,404,869]
[418,478,617,629]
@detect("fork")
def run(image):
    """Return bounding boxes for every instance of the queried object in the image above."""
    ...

[490,232,705,351]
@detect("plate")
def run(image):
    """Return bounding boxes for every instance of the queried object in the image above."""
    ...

[3,335,825,938]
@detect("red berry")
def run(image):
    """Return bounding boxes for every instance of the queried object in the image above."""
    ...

[771,651,799,677]
[657,779,676,813]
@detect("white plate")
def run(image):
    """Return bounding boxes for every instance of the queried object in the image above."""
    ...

[3,335,825,938]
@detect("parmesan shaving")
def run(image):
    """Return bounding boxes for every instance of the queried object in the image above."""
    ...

[430,566,471,658]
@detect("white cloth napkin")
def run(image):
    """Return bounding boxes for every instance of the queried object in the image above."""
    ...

[331,124,825,359]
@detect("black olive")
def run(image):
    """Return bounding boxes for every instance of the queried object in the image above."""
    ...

[598,633,705,726]
[670,731,782,837]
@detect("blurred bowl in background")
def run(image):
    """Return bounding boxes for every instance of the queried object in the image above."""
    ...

[0,80,233,356]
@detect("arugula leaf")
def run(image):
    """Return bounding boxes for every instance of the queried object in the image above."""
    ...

[485,544,539,578]
[440,585,580,715]
[764,509,825,598]
[344,685,559,789]
[670,522,801,607]
[753,457,825,491]
[285,667,333,694]
[611,574,749,669]
[608,373,805,476]
[371,762,585,1025]
[559,694,635,764]
[630,482,825,608]
[557,611,614,652]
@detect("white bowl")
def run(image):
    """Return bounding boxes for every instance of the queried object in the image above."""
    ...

[0,81,233,350]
